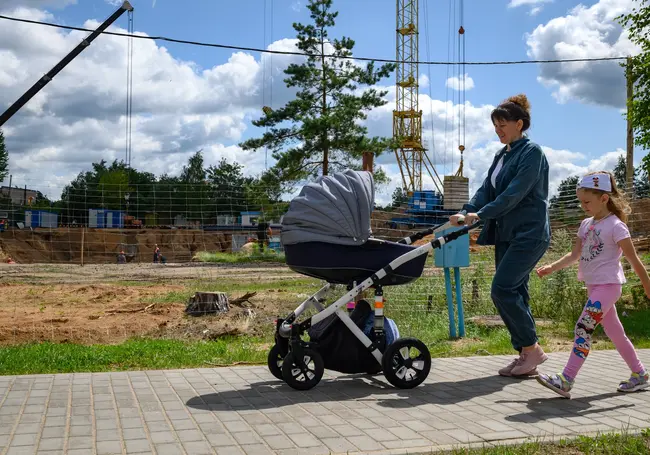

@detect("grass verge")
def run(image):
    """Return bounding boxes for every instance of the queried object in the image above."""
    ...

[0,337,268,375]
[2,229,649,376]
[447,429,650,454]
[4,308,650,375]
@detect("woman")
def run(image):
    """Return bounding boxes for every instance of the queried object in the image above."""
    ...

[450,94,551,377]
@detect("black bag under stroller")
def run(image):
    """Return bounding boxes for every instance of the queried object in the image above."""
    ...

[307,298,399,375]
[267,169,477,391]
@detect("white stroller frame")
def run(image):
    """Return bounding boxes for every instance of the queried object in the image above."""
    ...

[269,217,479,390]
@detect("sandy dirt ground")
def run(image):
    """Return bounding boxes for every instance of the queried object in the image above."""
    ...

[0,262,298,284]
[0,263,309,346]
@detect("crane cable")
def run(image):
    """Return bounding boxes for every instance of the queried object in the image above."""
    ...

[262,0,275,171]
[0,14,632,66]
[263,0,267,170]
[443,0,454,177]
[125,9,134,171]
[422,0,437,183]
[455,0,466,177]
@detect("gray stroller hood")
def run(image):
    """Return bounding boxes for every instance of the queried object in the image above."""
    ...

[281,169,375,246]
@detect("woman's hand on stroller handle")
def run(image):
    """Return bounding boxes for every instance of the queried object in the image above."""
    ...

[450,212,479,227]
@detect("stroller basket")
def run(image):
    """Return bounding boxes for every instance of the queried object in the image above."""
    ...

[268,169,478,391]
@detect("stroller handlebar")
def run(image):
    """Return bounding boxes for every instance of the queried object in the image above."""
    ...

[396,217,482,245]
[431,220,482,249]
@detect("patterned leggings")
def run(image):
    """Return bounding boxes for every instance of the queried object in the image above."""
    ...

[563,284,645,381]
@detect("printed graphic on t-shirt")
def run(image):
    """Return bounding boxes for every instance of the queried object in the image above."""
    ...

[581,226,604,262]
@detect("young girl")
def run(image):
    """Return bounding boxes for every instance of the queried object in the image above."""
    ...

[535,171,650,398]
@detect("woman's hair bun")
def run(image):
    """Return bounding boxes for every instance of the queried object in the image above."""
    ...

[506,94,530,114]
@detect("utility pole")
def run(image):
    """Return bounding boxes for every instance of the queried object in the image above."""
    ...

[626,57,635,197]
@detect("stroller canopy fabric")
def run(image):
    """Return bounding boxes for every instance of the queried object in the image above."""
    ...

[281,169,375,246]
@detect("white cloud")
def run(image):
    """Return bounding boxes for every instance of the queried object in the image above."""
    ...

[418,74,429,89]
[508,0,552,15]
[526,0,637,108]
[0,4,630,209]
[0,6,304,200]
[291,1,302,12]
[360,88,610,205]
[445,74,475,91]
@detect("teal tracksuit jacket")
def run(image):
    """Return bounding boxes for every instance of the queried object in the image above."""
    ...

[461,137,551,351]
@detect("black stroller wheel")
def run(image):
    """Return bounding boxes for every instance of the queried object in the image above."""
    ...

[382,338,431,389]
[267,345,285,380]
[281,348,324,391]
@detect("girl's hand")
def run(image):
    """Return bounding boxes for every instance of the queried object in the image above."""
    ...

[644,281,650,300]
[536,265,553,278]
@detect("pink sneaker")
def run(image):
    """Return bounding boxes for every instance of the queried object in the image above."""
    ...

[498,356,538,377]
[511,345,548,376]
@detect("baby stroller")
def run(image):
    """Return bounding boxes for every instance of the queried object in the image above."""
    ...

[268,170,478,391]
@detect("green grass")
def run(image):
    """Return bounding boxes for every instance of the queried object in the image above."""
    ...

[446,429,650,454]
[193,249,285,264]
[0,337,268,375]
[2,228,649,376]
[5,307,650,375]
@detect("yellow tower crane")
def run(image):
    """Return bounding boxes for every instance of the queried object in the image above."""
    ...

[392,0,469,212]
[393,0,443,196]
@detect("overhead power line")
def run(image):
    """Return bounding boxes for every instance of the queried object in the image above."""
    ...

[0,13,635,66]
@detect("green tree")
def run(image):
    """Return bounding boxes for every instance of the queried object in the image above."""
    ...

[179,150,210,223]
[617,4,650,175]
[244,167,287,222]
[206,158,254,216]
[60,160,156,225]
[99,170,131,210]
[613,155,628,191]
[391,187,409,209]
[550,175,582,224]
[612,154,650,198]
[239,0,395,186]
[0,129,9,182]
[634,167,650,198]
[180,150,207,183]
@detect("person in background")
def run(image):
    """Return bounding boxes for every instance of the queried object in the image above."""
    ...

[450,93,551,377]
[535,171,650,398]
[257,221,270,252]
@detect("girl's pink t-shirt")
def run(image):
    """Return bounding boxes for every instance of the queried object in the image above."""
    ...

[577,214,630,285]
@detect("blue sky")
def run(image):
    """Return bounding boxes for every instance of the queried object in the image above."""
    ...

[80,0,628,156]
[0,0,641,201]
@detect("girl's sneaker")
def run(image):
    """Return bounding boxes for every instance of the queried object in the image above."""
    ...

[536,372,573,399]
[617,371,649,393]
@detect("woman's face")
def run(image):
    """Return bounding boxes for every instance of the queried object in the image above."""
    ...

[493,117,523,145]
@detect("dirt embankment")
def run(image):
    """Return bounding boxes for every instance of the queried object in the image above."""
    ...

[0,210,478,265]
[0,228,233,264]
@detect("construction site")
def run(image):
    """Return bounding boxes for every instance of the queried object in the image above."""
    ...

[0,0,648,355]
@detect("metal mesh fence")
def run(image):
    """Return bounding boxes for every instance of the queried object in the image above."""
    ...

[0,178,648,351]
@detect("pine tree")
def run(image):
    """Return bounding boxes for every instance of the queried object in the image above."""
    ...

[0,129,9,183]
[239,0,395,185]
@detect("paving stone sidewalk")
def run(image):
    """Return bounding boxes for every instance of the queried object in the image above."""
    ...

[2,349,650,455]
